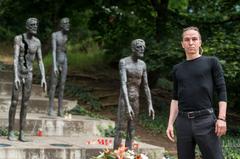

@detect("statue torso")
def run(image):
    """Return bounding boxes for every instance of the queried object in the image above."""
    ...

[16,34,40,74]
[121,57,145,98]
[55,31,68,54]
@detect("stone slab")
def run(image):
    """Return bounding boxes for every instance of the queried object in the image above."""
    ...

[0,136,165,159]
[0,113,114,137]
[0,82,46,97]
[0,96,77,114]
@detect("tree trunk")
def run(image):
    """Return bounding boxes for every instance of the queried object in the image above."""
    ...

[150,0,169,42]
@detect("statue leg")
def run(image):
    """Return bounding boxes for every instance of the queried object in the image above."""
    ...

[114,98,125,149]
[48,67,58,116]
[125,119,135,150]
[8,82,20,140]
[58,61,67,117]
[125,98,139,149]
[19,75,32,142]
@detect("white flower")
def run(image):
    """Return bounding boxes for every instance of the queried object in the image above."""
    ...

[141,154,149,159]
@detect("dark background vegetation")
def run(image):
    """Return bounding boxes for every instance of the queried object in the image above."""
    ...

[0,0,239,109]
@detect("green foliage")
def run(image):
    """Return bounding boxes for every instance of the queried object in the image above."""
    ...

[69,105,106,119]
[156,78,173,91]
[88,2,155,63]
[222,136,240,159]
[43,37,107,73]
[164,152,177,159]
[0,0,240,109]
[65,84,102,111]
[168,0,189,12]
[0,127,19,136]
[0,127,8,136]
[97,125,116,137]
[139,99,169,134]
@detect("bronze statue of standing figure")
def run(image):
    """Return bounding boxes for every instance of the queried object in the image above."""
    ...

[48,17,70,117]
[114,39,155,150]
[8,17,47,142]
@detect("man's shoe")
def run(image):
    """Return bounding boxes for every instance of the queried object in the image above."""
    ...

[7,131,17,141]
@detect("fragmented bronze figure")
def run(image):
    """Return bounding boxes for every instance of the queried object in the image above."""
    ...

[8,17,47,142]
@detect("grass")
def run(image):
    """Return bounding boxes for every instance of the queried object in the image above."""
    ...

[43,38,108,73]
[43,51,106,73]
[69,104,107,119]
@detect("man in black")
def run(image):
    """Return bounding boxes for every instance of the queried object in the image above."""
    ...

[166,26,227,159]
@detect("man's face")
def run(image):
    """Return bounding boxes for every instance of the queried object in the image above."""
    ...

[133,40,145,58]
[26,19,38,34]
[61,18,70,32]
[181,30,201,55]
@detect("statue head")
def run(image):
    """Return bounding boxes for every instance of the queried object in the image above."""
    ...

[131,39,145,58]
[60,17,70,32]
[26,18,38,34]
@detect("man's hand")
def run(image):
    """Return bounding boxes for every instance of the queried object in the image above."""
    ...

[127,106,135,120]
[166,125,175,142]
[41,78,47,92]
[215,119,227,137]
[149,106,155,120]
[14,77,21,90]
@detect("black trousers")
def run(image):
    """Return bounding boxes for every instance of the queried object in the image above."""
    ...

[175,114,224,159]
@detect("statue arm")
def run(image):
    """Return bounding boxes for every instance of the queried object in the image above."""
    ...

[13,36,21,89]
[119,60,134,119]
[36,41,47,92]
[52,33,58,76]
[119,60,130,107]
[142,63,155,119]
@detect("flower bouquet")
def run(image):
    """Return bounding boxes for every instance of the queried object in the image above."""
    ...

[91,144,149,159]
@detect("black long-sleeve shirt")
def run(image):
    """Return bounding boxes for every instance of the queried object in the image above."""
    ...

[172,56,227,111]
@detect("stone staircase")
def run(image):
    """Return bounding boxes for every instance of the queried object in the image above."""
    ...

[0,66,165,159]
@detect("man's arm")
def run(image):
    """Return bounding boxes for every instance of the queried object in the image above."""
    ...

[52,33,58,76]
[119,59,134,119]
[212,57,227,137]
[36,40,47,92]
[166,100,179,142]
[13,36,21,89]
[142,63,154,120]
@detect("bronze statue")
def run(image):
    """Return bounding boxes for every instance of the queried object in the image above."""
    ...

[48,17,70,117]
[8,17,47,142]
[113,39,155,150]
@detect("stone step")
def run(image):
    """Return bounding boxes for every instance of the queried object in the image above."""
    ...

[0,113,114,137]
[0,96,77,114]
[0,82,46,97]
[0,136,165,159]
